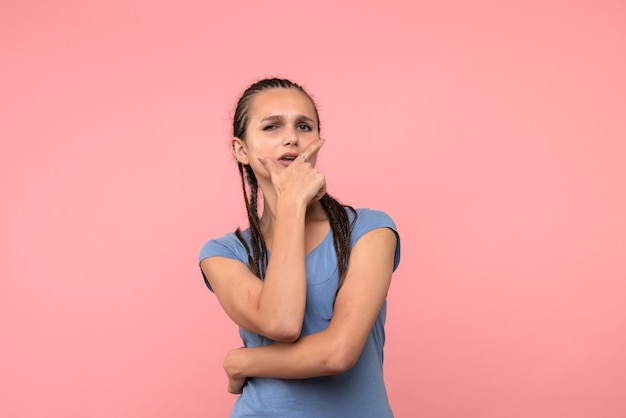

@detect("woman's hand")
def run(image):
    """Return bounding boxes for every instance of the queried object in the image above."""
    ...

[258,138,326,204]
[224,348,246,394]
[227,374,246,395]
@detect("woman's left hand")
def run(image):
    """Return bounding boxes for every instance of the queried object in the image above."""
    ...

[227,374,246,394]
[224,349,246,394]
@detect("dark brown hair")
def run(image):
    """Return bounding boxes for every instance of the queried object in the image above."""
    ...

[233,78,356,288]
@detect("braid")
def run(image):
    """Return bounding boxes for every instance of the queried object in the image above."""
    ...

[235,162,268,278]
[320,194,356,289]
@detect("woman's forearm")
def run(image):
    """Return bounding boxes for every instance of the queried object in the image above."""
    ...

[256,197,309,341]
[224,329,358,381]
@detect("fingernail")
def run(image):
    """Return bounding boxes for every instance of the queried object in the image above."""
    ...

[257,157,266,164]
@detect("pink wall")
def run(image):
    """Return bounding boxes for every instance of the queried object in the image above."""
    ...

[2,1,625,417]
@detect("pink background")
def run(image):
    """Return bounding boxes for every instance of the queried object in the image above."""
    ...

[2,1,625,417]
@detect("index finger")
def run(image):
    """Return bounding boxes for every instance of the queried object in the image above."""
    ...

[257,156,281,179]
[300,138,325,161]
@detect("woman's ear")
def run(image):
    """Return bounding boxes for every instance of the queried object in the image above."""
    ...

[232,137,248,164]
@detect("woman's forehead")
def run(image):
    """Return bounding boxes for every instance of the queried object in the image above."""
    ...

[249,88,317,120]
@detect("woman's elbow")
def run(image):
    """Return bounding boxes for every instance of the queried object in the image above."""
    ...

[324,344,360,374]
[273,330,301,343]
[265,321,302,343]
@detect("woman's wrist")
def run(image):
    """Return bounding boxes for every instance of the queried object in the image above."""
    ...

[276,193,308,216]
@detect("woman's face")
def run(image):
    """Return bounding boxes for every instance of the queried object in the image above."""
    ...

[233,88,320,177]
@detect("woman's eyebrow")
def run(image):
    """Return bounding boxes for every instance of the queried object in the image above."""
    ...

[260,115,282,123]
[260,114,315,123]
[297,115,316,123]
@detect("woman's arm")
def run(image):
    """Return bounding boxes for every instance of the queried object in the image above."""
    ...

[201,197,308,342]
[201,140,325,343]
[223,227,397,392]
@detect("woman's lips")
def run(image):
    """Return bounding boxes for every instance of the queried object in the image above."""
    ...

[278,153,299,166]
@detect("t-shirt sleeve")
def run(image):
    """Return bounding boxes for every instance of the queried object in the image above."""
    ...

[198,232,249,292]
[351,208,401,271]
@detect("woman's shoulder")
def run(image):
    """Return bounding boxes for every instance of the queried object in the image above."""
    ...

[198,228,250,264]
[350,207,401,270]
[351,207,397,229]
[349,207,399,244]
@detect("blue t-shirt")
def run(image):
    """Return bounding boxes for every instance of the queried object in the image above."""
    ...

[199,208,401,418]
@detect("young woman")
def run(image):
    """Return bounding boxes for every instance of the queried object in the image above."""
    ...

[199,78,401,417]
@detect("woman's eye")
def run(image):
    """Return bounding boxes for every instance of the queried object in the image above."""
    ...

[262,125,278,131]
[298,124,311,131]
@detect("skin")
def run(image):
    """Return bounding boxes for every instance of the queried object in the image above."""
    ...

[200,88,397,394]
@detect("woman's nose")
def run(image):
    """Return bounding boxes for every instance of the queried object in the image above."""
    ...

[282,130,298,146]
